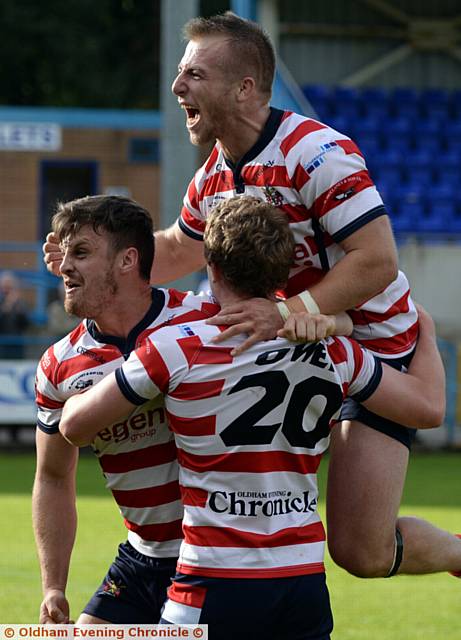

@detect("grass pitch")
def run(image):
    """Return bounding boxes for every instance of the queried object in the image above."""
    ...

[0,450,459,638]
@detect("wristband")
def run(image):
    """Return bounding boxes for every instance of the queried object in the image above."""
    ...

[299,290,320,314]
[276,300,291,321]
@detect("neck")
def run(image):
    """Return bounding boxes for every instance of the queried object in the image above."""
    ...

[92,283,153,338]
[219,104,271,165]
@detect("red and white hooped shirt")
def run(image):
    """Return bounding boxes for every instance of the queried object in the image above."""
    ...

[117,319,383,578]
[178,107,418,358]
[35,287,219,558]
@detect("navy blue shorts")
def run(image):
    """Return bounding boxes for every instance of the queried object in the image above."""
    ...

[160,571,333,640]
[83,541,177,623]
[340,350,417,450]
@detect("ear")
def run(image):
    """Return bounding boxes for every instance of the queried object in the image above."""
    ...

[236,76,256,102]
[118,247,139,274]
[207,262,222,284]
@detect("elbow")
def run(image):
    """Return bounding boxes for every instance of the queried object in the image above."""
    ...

[417,398,446,429]
[59,419,91,448]
[377,255,398,289]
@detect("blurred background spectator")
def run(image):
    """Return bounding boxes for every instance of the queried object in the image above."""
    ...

[46,281,79,339]
[0,271,30,359]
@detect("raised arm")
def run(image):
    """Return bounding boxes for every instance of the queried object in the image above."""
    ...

[362,307,445,428]
[32,430,79,623]
[59,372,136,447]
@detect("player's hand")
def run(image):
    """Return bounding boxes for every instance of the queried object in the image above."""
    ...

[40,589,73,624]
[414,303,436,339]
[43,232,63,277]
[277,312,336,342]
[206,298,284,356]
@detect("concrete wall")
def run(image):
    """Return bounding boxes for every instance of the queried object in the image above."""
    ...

[398,240,461,336]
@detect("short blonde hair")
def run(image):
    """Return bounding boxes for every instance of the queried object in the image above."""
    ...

[204,196,294,298]
[184,12,275,98]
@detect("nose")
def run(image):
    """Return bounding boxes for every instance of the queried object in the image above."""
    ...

[60,249,73,275]
[172,71,186,97]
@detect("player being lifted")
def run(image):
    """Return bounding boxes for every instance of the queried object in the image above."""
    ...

[60,196,446,640]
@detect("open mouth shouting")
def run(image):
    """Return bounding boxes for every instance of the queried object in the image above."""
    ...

[63,280,81,295]
[182,104,200,129]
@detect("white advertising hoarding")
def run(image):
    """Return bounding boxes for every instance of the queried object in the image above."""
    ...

[0,360,37,424]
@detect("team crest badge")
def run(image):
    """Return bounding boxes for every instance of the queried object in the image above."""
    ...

[100,578,126,598]
[263,186,284,207]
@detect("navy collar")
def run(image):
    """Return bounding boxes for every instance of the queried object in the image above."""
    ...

[86,287,165,357]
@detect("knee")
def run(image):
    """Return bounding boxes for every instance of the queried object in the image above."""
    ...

[327,534,394,579]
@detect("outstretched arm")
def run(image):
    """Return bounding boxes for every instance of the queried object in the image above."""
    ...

[362,307,445,428]
[32,430,79,623]
[59,372,136,447]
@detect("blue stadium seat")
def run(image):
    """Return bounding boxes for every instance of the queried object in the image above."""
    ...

[361,87,389,104]
[413,118,443,153]
[302,84,332,120]
[361,87,390,119]
[434,150,461,185]
[447,211,461,233]
[355,132,382,157]
[443,120,461,150]
[391,202,420,233]
[328,115,353,137]
[354,116,381,139]
[387,116,412,136]
[426,183,456,206]
[420,88,451,119]
[406,165,434,186]
[404,149,435,186]
[385,131,413,154]
[374,149,404,188]
[391,88,420,119]
[418,202,456,233]
[451,90,461,119]
[332,86,360,103]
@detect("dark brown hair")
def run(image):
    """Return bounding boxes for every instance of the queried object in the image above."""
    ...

[52,195,154,281]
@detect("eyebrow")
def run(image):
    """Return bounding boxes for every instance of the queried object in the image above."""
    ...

[61,238,92,251]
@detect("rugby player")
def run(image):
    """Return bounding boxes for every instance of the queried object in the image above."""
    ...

[33,195,220,624]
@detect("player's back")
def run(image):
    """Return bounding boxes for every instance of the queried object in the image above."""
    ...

[119,320,379,577]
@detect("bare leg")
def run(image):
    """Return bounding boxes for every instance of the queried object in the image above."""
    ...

[397,517,461,574]
[77,614,111,624]
[327,421,461,577]
[327,420,406,577]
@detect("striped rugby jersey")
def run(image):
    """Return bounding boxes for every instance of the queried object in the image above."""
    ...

[179,107,418,358]
[35,287,219,558]
[116,320,382,578]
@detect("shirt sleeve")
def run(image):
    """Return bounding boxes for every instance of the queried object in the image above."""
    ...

[117,328,192,405]
[326,336,382,401]
[35,348,64,435]
[293,127,387,243]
